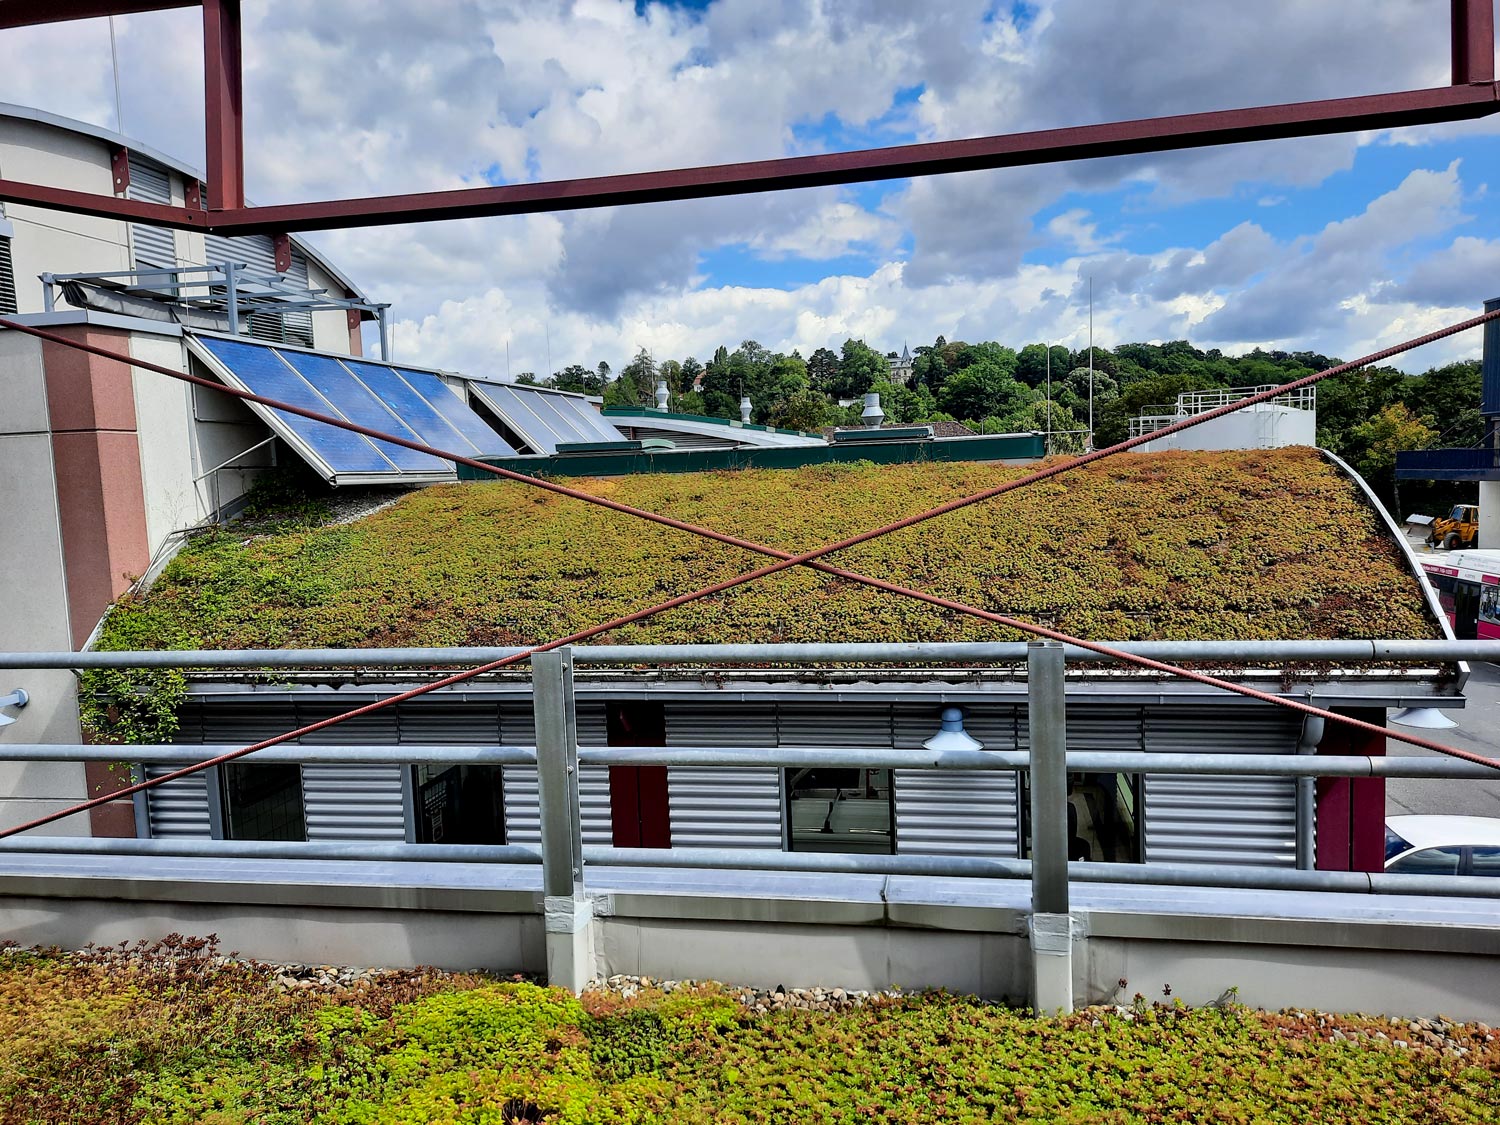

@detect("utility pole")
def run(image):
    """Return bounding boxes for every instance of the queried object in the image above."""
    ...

[1087,276,1094,452]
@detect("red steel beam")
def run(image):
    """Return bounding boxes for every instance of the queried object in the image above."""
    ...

[194,83,1499,234]
[202,0,244,210]
[0,1,197,30]
[0,177,202,226]
[1453,0,1497,84]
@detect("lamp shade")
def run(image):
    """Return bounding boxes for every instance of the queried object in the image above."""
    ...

[923,706,983,752]
[1387,706,1459,730]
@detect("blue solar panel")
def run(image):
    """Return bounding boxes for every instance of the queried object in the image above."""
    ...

[278,352,450,473]
[194,337,395,475]
[343,359,516,459]
[396,367,518,457]
[470,381,622,455]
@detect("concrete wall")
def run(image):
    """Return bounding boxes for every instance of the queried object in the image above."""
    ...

[1142,406,1316,453]
[0,119,131,313]
[1479,480,1500,549]
[0,331,89,834]
[307,259,359,354]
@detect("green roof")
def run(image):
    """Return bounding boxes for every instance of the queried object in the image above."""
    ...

[96,449,1440,653]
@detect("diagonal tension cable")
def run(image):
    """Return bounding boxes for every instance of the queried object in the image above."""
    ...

[1,310,1497,840]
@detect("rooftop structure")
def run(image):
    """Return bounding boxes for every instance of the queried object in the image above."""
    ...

[1130,385,1317,452]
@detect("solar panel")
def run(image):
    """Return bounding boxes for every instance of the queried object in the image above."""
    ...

[469,380,623,455]
[192,336,397,476]
[394,366,518,457]
[187,335,520,484]
[277,351,450,473]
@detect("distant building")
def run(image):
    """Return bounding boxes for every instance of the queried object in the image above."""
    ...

[887,342,913,385]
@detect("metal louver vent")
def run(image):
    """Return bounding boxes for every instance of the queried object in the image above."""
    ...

[0,237,16,315]
[893,704,1022,858]
[666,703,782,849]
[502,702,613,848]
[126,154,176,270]
[143,764,211,838]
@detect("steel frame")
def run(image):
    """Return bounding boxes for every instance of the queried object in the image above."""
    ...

[0,2,1496,236]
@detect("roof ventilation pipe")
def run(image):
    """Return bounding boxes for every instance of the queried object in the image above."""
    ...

[923,706,983,753]
[861,391,885,428]
[739,395,752,423]
[654,378,669,412]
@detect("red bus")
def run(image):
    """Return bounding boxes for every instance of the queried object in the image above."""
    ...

[1419,550,1500,640]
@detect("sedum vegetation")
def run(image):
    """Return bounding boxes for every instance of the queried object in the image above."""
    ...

[2,941,1497,1125]
[94,448,1436,655]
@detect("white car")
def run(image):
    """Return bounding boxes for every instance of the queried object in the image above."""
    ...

[1384,816,1500,876]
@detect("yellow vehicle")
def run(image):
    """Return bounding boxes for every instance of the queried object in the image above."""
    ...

[1426,503,1480,550]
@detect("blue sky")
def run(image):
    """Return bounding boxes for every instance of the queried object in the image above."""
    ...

[1,0,1498,375]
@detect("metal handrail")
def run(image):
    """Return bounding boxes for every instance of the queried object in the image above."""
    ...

[3,638,1496,668]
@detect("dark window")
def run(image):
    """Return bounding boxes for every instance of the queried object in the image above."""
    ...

[785,766,894,854]
[1469,846,1500,877]
[412,764,505,844]
[1384,826,1415,863]
[222,763,305,841]
[1387,845,1463,875]
[0,236,16,316]
[1022,771,1141,863]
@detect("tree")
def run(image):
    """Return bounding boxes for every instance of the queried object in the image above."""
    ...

[679,356,704,394]
[807,347,840,394]
[700,345,738,419]
[831,338,890,401]
[658,359,684,397]
[514,371,540,386]
[553,364,601,394]
[618,348,657,405]
[769,389,838,431]
[865,380,923,424]
[938,359,1030,422]
[1015,344,1073,389]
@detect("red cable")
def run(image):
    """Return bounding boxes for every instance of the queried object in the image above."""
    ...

[0,312,1496,840]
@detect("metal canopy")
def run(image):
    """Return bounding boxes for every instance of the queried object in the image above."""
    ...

[186,333,516,484]
[468,379,624,455]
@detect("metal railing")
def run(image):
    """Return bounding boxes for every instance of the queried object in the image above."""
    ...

[3,640,1499,1003]
[1129,385,1317,438]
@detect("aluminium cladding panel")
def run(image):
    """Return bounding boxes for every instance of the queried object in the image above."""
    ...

[617,424,742,451]
[501,702,612,848]
[893,704,1022,859]
[665,703,782,849]
[1140,706,1300,868]
[126,154,176,270]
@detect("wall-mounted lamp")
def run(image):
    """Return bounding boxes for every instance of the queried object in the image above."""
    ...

[1388,706,1459,730]
[923,706,983,752]
[0,688,29,729]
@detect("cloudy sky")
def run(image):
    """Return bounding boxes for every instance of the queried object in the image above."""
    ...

[3,0,1500,377]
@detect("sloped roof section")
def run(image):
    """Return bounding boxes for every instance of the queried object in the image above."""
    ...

[98,449,1442,652]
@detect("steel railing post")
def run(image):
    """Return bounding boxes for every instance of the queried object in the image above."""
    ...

[1027,639,1073,1013]
[532,647,594,991]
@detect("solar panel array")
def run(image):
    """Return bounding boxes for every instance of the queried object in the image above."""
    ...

[190,335,517,483]
[469,379,624,455]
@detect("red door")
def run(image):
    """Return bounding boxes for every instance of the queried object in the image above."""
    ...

[606,702,670,848]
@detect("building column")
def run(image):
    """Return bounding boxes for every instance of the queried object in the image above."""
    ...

[1479,480,1500,548]
[1314,707,1387,872]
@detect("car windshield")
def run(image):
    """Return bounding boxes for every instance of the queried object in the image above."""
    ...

[1385,826,1414,863]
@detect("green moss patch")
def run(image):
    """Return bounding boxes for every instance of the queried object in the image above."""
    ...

[94,449,1435,654]
[2,944,1495,1124]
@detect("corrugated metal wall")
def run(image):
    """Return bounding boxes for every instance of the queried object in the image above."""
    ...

[666,703,782,848]
[894,704,1022,858]
[1141,707,1299,867]
[501,703,612,848]
[154,695,1300,865]
[126,154,176,270]
[203,232,315,346]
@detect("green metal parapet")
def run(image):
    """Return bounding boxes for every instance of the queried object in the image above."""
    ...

[457,432,1046,480]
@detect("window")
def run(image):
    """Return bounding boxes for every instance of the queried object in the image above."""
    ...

[785,766,894,854]
[1387,845,1462,875]
[1469,847,1500,877]
[221,763,305,841]
[1480,585,1500,627]
[412,764,505,844]
[1022,771,1141,863]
